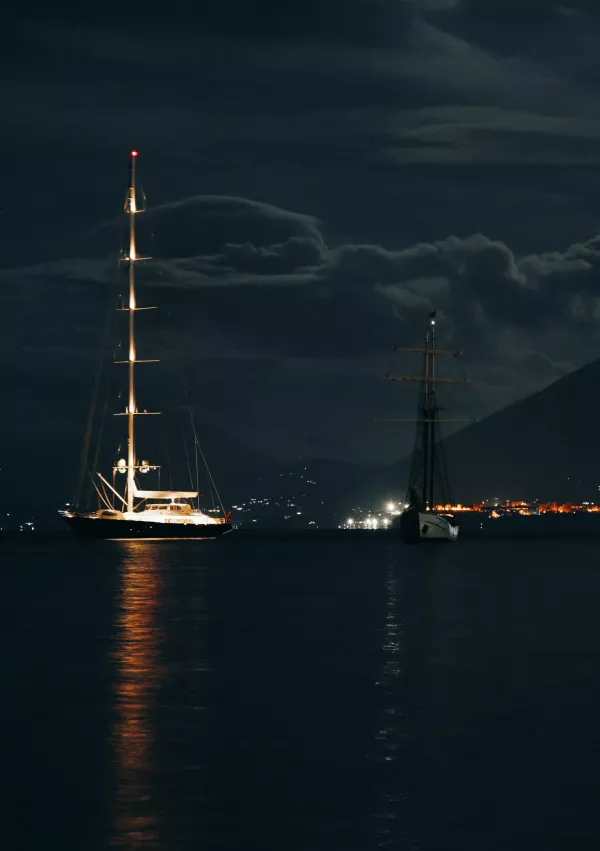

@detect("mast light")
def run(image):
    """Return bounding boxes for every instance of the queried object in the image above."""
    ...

[131,150,139,157]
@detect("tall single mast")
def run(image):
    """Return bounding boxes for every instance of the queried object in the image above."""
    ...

[422,327,430,509]
[428,314,436,509]
[125,150,139,512]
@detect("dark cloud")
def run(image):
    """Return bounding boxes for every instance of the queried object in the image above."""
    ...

[219,237,325,274]
[8,0,415,46]
[4,0,600,276]
[459,1,599,20]
[382,106,600,166]
[146,196,325,259]
[5,193,600,373]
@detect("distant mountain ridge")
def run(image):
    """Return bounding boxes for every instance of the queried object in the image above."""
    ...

[368,359,600,506]
[7,361,599,529]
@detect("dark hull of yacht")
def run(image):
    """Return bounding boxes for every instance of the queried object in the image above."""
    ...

[62,514,232,540]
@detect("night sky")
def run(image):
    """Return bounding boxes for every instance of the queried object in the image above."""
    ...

[3,1,600,512]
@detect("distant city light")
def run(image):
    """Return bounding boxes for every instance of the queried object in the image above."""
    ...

[347,518,354,526]
[386,501,395,512]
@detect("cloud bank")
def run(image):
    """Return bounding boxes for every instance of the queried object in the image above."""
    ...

[2,193,599,395]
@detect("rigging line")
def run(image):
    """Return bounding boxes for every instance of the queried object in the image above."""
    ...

[86,353,113,509]
[160,352,181,493]
[110,442,123,509]
[177,370,201,504]
[86,305,120,506]
[99,480,112,510]
[168,329,227,517]
[86,282,120,501]
[195,424,200,511]
[179,401,195,493]
[194,432,226,518]
[89,472,111,511]
[75,343,104,508]
[437,420,453,506]
[181,386,197,504]
[179,366,222,513]
[207,469,216,513]
[183,387,216,512]
[188,406,200,511]
[405,353,427,507]
[188,404,216,510]
[75,256,120,508]
[89,323,124,503]
[165,412,174,491]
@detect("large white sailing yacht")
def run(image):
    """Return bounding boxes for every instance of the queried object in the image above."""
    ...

[60,151,231,539]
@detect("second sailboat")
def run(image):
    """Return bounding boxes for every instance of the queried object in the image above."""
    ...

[388,311,467,543]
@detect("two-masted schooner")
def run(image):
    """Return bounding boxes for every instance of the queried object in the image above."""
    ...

[387,311,467,543]
[60,151,231,539]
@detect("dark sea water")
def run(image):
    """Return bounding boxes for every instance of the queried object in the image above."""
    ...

[4,533,600,850]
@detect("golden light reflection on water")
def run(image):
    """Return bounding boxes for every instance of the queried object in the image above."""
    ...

[111,543,165,849]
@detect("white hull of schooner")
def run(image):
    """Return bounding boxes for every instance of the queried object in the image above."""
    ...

[398,507,459,544]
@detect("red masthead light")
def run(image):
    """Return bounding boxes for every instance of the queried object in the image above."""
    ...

[131,150,139,157]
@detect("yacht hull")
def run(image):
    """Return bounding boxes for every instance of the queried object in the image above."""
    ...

[62,514,231,540]
[399,507,458,544]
